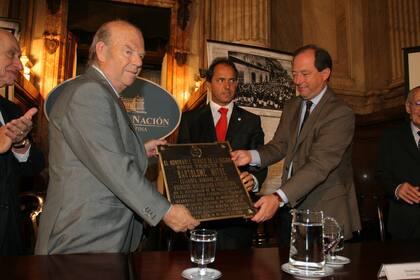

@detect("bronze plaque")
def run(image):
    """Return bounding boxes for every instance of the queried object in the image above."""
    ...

[158,142,255,221]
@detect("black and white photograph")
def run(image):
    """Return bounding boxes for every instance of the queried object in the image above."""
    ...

[207,40,296,194]
[229,51,294,112]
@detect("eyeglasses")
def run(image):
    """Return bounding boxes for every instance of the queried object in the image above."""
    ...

[408,101,420,108]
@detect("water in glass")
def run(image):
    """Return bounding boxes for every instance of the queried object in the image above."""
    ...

[190,234,216,265]
[289,210,325,270]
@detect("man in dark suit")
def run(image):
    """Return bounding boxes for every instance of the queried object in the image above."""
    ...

[232,45,361,246]
[0,29,44,255]
[35,20,199,255]
[177,57,267,249]
[376,86,420,240]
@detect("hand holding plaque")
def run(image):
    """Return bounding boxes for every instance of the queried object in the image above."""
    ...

[158,142,256,221]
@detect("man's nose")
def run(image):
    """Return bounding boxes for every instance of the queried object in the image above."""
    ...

[132,53,143,67]
[293,74,303,85]
[15,57,23,71]
[224,81,232,89]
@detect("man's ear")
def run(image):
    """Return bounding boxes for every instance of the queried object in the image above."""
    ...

[321,68,331,81]
[405,101,412,115]
[95,41,107,63]
[206,81,211,92]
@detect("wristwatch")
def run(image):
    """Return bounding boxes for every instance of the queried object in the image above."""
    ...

[13,138,29,149]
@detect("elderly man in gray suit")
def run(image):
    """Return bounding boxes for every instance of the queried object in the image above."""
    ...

[35,20,199,255]
[232,45,361,246]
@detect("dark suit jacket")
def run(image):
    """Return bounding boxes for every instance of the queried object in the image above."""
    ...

[257,88,361,239]
[0,96,44,255]
[375,121,420,239]
[178,104,267,186]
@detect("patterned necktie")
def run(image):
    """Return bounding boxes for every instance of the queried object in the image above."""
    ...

[215,107,228,141]
[299,100,313,132]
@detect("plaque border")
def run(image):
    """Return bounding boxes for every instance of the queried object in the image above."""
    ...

[158,142,255,221]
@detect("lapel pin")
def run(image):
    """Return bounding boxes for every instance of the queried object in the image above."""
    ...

[238,117,242,121]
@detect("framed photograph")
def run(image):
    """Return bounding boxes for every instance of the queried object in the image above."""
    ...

[0,17,20,40]
[207,40,295,118]
[207,40,296,194]
[403,46,420,95]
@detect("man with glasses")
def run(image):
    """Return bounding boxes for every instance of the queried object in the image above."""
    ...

[376,85,420,240]
[177,57,267,249]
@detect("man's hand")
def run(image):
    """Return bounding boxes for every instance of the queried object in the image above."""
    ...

[5,107,38,143]
[240,171,254,192]
[163,204,200,232]
[0,126,12,153]
[144,139,167,158]
[397,182,420,204]
[251,194,281,223]
[231,150,252,166]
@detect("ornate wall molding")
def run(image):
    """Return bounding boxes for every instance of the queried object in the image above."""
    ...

[207,0,270,48]
[388,0,420,87]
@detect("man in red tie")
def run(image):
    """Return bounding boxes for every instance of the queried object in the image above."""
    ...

[177,57,267,249]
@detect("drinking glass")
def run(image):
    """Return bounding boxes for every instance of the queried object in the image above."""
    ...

[181,229,221,280]
[289,209,325,270]
[323,218,349,265]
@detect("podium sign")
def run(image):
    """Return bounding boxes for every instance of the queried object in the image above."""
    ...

[44,77,180,142]
[120,78,180,141]
[158,143,255,221]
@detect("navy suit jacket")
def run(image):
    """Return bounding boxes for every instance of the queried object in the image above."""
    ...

[375,121,420,239]
[178,104,267,188]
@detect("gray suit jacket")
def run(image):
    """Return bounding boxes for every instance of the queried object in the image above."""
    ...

[35,67,170,254]
[258,88,361,239]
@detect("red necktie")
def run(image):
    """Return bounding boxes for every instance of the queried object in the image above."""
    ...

[215,107,228,141]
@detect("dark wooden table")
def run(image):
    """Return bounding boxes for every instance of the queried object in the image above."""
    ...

[2,240,420,279]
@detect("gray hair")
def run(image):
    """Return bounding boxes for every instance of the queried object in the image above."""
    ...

[406,85,420,103]
[87,20,141,66]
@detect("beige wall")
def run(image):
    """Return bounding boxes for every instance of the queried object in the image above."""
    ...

[270,0,420,114]
[2,0,420,114]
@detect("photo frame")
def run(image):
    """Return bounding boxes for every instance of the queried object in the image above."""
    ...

[207,40,295,118]
[0,17,20,40]
[403,46,420,95]
[206,40,296,194]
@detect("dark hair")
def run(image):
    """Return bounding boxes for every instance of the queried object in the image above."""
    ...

[293,44,332,72]
[206,57,238,82]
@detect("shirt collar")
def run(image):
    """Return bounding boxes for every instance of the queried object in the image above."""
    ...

[209,100,234,123]
[306,85,328,107]
[410,121,420,142]
[91,65,119,97]
[209,100,234,114]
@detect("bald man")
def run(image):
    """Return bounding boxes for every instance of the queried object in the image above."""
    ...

[376,86,420,240]
[0,30,43,255]
[35,20,199,255]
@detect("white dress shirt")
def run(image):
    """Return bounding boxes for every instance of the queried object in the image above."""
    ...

[210,100,259,192]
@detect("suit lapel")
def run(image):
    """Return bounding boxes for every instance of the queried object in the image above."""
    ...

[288,98,303,151]
[0,97,12,123]
[401,122,420,163]
[86,67,137,136]
[296,88,333,146]
[199,105,217,141]
[226,106,242,142]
